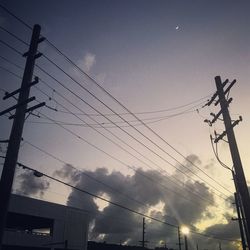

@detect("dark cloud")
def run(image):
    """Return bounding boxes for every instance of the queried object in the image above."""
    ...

[53,155,232,247]
[200,214,241,250]
[15,169,50,197]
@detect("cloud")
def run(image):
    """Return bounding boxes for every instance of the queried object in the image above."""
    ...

[200,214,241,250]
[15,169,50,197]
[78,52,96,73]
[53,155,230,247]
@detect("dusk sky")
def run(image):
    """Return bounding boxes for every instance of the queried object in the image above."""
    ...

[0,1,250,249]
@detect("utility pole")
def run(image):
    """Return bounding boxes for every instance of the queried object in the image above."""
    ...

[177,227,182,250]
[184,235,188,250]
[232,192,247,250]
[0,24,44,248]
[232,170,247,250]
[139,217,148,248]
[206,76,250,248]
[218,242,222,250]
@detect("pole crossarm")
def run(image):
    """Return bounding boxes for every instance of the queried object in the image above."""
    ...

[3,76,39,100]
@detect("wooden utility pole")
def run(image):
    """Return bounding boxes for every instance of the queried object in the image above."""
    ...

[214,76,250,247]
[139,217,148,248]
[0,24,44,248]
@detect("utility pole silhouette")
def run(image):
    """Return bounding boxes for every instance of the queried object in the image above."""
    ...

[177,227,182,250]
[206,76,250,248]
[0,24,45,249]
[218,242,222,250]
[139,217,149,248]
[232,192,247,250]
[232,170,247,250]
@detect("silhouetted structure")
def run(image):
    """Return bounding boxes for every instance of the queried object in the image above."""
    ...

[88,242,174,250]
[2,195,89,250]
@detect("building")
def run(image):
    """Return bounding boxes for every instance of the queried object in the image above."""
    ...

[3,194,89,250]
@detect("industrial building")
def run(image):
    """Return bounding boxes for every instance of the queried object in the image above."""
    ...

[2,194,89,250]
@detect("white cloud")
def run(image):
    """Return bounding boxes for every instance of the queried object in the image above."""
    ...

[78,52,96,73]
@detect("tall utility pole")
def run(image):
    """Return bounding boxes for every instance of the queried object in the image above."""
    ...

[139,217,148,248]
[0,24,44,248]
[215,76,250,245]
[207,76,250,248]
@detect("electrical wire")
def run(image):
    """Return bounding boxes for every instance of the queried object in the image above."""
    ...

[37,58,231,199]
[0,64,214,206]
[0,59,221,207]
[7,158,239,243]
[0,49,230,201]
[43,37,233,197]
[0,0,233,197]
[0,23,231,199]
[0,5,241,244]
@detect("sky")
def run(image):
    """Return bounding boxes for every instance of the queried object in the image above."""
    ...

[0,1,250,249]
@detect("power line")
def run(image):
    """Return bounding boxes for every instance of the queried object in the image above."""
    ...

[38,57,231,199]
[0,59,221,207]
[0,22,231,198]
[0,5,240,244]
[0,49,230,201]
[0,39,23,56]
[10,158,240,243]
[0,0,237,197]
[0,23,231,199]
[53,97,208,116]
[0,25,29,46]
[31,85,226,207]
[0,50,205,124]
[15,159,178,229]
[44,37,232,196]
[0,4,33,30]
[27,107,200,128]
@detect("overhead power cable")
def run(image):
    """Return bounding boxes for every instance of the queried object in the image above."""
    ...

[53,96,208,116]
[43,37,232,196]
[0,23,231,199]
[0,5,240,243]
[0,1,232,197]
[38,55,231,199]
[0,41,230,201]
[0,21,231,199]
[3,157,238,243]
[0,58,222,206]
[28,106,200,128]
[36,62,230,200]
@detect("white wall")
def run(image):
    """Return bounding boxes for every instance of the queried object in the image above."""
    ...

[3,194,89,250]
